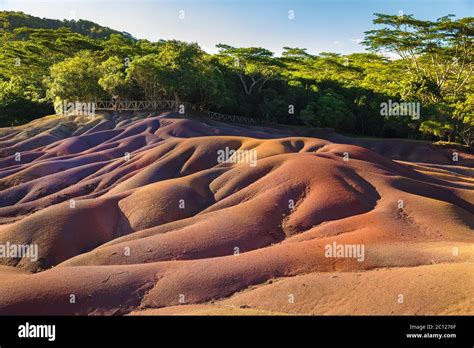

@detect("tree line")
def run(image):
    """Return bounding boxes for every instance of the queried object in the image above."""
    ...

[0,11,472,145]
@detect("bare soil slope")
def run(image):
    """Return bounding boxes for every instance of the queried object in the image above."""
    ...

[0,112,472,315]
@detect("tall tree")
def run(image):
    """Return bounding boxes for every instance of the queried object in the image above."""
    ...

[127,41,206,104]
[46,51,103,103]
[98,56,129,100]
[363,14,473,102]
[216,44,281,95]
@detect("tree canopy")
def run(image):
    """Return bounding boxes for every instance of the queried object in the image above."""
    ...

[0,11,472,146]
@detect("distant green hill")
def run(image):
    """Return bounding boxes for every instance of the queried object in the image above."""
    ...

[0,11,134,40]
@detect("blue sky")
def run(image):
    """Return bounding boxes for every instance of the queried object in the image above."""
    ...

[1,0,472,55]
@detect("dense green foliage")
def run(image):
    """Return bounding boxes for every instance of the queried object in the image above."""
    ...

[0,11,472,145]
[1,11,132,39]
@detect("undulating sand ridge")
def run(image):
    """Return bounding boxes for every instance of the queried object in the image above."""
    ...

[0,111,472,315]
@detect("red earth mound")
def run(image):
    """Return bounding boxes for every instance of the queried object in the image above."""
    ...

[0,112,472,315]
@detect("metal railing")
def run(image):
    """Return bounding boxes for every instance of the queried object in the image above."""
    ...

[207,110,258,125]
[94,100,178,111]
[91,100,260,125]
